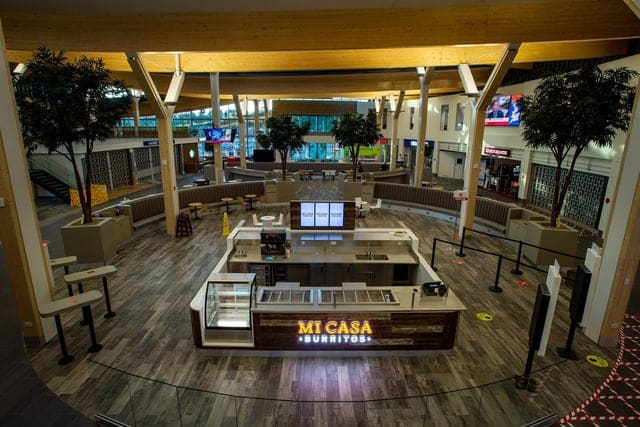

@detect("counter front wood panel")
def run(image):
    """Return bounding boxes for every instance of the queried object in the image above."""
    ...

[252,311,459,350]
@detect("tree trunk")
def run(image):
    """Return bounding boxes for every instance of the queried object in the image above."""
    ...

[549,157,563,227]
[67,143,90,224]
[83,146,94,224]
[554,149,581,228]
[352,144,359,181]
[280,149,287,181]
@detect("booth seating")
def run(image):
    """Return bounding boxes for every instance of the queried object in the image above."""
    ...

[38,290,104,365]
[373,182,513,231]
[64,265,117,320]
[115,181,266,230]
[49,256,77,296]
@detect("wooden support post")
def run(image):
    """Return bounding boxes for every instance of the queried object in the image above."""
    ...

[233,94,247,169]
[458,43,520,238]
[414,68,434,186]
[210,72,224,184]
[391,90,405,170]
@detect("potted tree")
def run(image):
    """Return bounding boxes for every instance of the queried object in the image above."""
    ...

[520,66,636,265]
[256,115,310,181]
[331,112,380,181]
[15,46,131,223]
[15,47,131,263]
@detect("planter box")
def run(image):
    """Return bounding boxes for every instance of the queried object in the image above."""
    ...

[522,220,579,268]
[61,215,132,264]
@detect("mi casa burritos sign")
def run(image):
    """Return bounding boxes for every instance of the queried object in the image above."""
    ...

[297,320,373,344]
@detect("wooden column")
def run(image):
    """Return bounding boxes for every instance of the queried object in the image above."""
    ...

[127,52,183,235]
[458,44,519,238]
[254,99,260,135]
[132,95,141,137]
[391,90,405,170]
[233,95,247,169]
[210,72,223,184]
[263,99,269,131]
[0,19,56,343]
[414,68,434,186]
[585,76,640,346]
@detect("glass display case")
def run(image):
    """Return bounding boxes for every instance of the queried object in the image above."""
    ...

[205,280,253,329]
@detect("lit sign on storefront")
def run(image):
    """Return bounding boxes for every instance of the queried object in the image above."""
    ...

[297,320,373,344]
[484,147,511,157]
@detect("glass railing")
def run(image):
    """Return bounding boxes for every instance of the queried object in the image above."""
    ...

[87,359,570,426]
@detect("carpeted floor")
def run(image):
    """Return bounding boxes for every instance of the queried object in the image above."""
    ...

[561,313,640,426]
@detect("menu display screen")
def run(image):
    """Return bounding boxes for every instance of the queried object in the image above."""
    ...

[300,202,342,228]
[291,201,354,230]
[300,203,315,227]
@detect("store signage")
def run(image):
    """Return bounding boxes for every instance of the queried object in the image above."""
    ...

[453,190,468,201]
[297,320,373,344]
[143,139,159,147]
[484,147,511,157]
[379,137,388,145]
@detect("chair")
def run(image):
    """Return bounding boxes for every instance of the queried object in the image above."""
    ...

[355,197,362,208]
[360,204,371,217]
[371,198,382,210]
[236,196,249,210]
[252,213,262,226]
[272,213,284,226]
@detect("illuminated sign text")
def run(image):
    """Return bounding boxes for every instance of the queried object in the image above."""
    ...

[297,320,373,344]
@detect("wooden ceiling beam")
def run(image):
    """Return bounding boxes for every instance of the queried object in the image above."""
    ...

[6,39,630,73]
[109,68,491,98]
[1,2,638,52]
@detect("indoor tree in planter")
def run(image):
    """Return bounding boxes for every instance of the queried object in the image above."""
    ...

[521,66,636,227]
[256,115,310,181]
[331,112,380,181]
[14,46,131,224]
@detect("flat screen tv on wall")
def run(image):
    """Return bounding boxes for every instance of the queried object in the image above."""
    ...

[485,94,522,127]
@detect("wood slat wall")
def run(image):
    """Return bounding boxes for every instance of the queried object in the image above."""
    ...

[253,311,459,351]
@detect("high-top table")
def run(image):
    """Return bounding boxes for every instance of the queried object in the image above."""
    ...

[64,265,117,320]
[244,194,257,210]
[221,197,234,214]
[189,202,203,219]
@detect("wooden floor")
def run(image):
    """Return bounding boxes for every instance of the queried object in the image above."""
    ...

[29,189,616,426]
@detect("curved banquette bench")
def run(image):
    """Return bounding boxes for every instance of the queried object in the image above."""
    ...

[373,182,514,231]
[117,181,265,229]
[114,180,512,232]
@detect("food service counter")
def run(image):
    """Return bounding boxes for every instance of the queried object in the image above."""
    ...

[190,277,466,351]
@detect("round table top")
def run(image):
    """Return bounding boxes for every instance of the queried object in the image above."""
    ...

[188,202,202,207]
[245,194,257,198]
[221,197,234,202]
[260,215,276,221]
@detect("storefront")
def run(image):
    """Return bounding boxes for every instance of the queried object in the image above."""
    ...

[480,147,521,199]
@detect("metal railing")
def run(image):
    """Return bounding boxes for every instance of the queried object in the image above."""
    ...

[87,358,566,426]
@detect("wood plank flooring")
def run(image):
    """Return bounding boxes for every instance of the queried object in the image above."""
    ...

[28,194,616,426]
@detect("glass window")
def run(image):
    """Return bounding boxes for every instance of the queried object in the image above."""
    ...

[440,105,449,131]
[455,103,464,131]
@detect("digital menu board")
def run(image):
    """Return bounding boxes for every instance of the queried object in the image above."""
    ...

[291,201,354,230]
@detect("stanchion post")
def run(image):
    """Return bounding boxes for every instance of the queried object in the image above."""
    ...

[457,226,466,257]
[431,238,438,271]
[489,254,504,293]
[511,240,524,275]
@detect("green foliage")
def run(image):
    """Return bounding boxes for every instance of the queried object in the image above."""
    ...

[14,46,132,222]
[521,66,636,226]
[331,112,380,179]
[257,115,310,180]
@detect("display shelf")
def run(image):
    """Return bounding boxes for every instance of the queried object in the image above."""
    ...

[205,281,253,329]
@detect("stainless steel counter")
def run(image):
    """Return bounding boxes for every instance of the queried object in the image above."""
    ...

[252,284,466,313]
